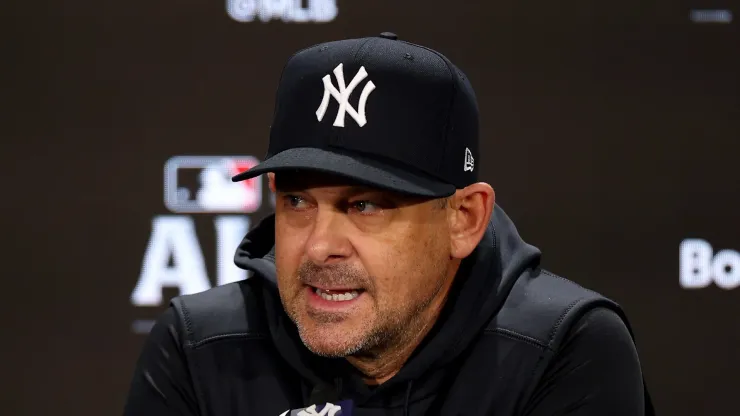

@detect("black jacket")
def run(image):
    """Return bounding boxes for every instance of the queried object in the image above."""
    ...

[123,205,655,415]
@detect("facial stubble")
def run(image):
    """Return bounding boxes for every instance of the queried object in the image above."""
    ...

[283,260,449,359]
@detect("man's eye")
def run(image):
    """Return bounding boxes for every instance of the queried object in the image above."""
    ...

[286,195,308,209]
[351,200,379,214]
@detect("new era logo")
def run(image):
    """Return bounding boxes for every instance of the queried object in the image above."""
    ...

[164,156,262,214]
[464,147,474,172]
[316,63,376,128]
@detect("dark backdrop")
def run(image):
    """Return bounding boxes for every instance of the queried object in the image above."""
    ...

[5,1,739,415]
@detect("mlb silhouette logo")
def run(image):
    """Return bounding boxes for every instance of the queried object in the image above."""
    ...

[164,156,263,214]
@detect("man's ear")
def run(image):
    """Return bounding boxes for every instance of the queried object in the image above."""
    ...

[447,183,495,259]
[268,172,276,193]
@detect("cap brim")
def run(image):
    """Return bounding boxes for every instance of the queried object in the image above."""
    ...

[232,147,455,198]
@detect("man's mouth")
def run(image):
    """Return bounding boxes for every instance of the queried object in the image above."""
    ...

[308,286,365,302]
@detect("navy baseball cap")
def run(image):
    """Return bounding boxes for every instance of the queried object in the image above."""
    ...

[232,32,479,198]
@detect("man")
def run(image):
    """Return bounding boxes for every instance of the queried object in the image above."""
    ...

[123,33,655,415]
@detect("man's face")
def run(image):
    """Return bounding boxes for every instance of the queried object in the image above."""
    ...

[273,172,453,358]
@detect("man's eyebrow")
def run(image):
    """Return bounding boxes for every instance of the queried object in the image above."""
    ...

[336,187,420,205]
[275,184,378,196]
[276,182,404,201]
[341,186,385,197]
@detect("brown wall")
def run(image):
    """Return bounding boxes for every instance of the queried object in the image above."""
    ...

[5,1,739,414]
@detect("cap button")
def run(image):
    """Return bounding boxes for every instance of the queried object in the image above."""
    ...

[379,32,398,40]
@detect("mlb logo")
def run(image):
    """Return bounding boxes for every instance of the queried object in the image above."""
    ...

[164,156,263,214]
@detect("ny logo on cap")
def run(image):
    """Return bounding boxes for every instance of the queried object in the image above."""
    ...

[316,63,376,128]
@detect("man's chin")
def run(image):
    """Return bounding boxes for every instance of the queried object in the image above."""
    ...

[296,321,370,357]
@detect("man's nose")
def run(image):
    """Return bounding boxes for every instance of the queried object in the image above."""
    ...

[304,208,353,266]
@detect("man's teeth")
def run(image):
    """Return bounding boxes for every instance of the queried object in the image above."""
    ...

[314,288,360,301]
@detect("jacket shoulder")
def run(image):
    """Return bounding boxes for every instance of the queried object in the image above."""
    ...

[487,269,656,415]
[489,268,631,350]
[169,278,269,347]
